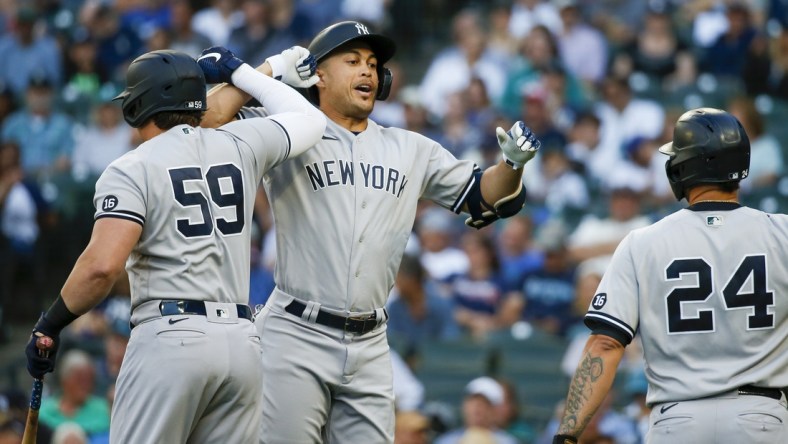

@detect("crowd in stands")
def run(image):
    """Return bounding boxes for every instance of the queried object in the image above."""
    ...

[1,0,787,443]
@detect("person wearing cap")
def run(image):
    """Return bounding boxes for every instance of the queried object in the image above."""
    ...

[434,377,519,444]
[395,410,431,444]
[200,18,540,443]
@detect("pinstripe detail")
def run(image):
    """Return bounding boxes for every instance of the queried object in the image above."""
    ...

[451,165,482,214]
[269,118,291,159]
[585,311,636,340]
[95,210,145,227]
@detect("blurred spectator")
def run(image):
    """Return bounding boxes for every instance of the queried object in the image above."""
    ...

[499,25,584,119]
[71,87,134,182]
[387,254,460,348]
[86,5,144,84]
[391,350,425,412]
[742,26,788,99]
[594,76,664,189]
[521,143,589,218]
[450,232,522,339]
[584,0,649,48]
[119,0,172,41]
[192,0,245,46]
[61,31,107,123]
[728,96,784,191]
[567,187,652,264]
[39,350,111,438]
[295,0,342,37]
[94,296,131,395]
[611,9,697,90]
[435,91,483,158]
[419,8,508,119]
[603,137,673,203]
[267,0,314,44]
[496,215,544,289]
[52,422,88,444]
[686,0,729,48]
[417,207,469,283]
[488,1,518,56]
[513,219,576,336]
[435,377,518,444]
[701,2,757,79]
[0,83,16,128]
[465,77,498,140]
[507,0,562,39]
[0,419,23,444]
[0,7,62,101]
[167,0,213,58]
[494,379,537,444]
[227,0,300,65]
[1,74,74,181]
[0,142,48,340]
[555,0,608,87]
[341,0,388,28]
[395,410,431,444]
[564,112,608,186]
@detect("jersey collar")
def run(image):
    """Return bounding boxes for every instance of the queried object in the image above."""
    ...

[687,201,742,212]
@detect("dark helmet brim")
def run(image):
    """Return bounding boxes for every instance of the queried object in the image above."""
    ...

[658,141,675,157]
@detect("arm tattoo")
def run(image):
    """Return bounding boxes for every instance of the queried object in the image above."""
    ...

[558,351,604,435]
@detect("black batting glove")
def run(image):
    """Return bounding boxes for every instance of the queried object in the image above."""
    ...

[25,314,61,379]
[197,46,246,85]
[553,434,578,444]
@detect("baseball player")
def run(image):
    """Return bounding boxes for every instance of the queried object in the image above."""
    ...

[199,21,540,443]
[23,49,325,443]
[553,108,788,444]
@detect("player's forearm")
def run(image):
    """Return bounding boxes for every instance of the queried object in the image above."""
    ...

[479,161,523,207]
[557,334,625,438]
[203,83,252,128]
[231,64,319,119]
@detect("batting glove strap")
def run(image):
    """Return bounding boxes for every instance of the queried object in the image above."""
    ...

[552,434,578,444]
[198,46,246,85]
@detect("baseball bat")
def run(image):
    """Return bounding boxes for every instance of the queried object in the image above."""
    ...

[22,336,52,444]
[22,378,43,444]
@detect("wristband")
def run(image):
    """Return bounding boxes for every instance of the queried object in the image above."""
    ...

[40,295,78,334]
[265,55,286,81]
[552,434,578,444]
[502,153,523,170]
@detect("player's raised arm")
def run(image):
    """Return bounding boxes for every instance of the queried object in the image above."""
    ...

[198,46,326,157]
[462,121,540,229]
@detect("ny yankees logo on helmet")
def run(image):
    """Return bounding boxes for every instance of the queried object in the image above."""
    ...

[355,22,369,35]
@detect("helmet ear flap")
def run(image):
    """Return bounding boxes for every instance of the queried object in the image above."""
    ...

[376,67,393,101]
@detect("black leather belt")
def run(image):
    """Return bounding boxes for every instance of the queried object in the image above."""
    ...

[159,300,253,321]
[285,300,382,335]
[738,385,784,400]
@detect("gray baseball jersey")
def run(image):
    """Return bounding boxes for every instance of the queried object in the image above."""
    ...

[94,119,290,309]
[241,108,478,444]
[585,202,788,406]
[94,118,292,444]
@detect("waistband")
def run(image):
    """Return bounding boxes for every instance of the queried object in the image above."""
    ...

[131,299,253,328]
[737,385,785,401]
[267,287,388,335]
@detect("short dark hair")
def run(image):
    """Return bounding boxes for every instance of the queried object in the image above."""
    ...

[151,110,204,130]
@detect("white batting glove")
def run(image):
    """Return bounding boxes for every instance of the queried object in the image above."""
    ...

[496,121,540,169]
[265,46,319,88]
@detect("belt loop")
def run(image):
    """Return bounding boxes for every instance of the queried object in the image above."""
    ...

[374,307,388,326]
[303,301,320,324]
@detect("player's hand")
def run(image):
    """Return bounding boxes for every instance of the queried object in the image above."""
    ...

[25,315,60,379]
[496,121,540,169]
[198,46,246,85]
[265,46,319,88]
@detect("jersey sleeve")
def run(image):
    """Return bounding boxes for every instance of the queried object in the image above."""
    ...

[419,139,479,213]
[94,154,147,227]
[584,232,639,345]
[218,117,292,176]
[235,106,270,120]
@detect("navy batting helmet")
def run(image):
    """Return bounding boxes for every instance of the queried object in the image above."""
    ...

[308,21,396,101]
[659,108,750,201]
[114,50,207,128]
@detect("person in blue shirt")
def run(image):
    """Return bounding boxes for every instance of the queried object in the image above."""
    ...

[386,254,460,349]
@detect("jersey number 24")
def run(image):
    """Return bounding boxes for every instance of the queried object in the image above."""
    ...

[665,255,774,334]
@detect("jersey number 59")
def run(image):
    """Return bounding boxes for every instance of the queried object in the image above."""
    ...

[169,164,245,238]
[665,255,774,334]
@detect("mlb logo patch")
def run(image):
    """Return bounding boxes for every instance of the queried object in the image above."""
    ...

[216,308,228,318]
[706,215,724,227]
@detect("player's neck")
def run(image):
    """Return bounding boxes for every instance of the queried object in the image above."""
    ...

[320,107,369,133]
[138,121,166,142]
[686,185,739,205]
